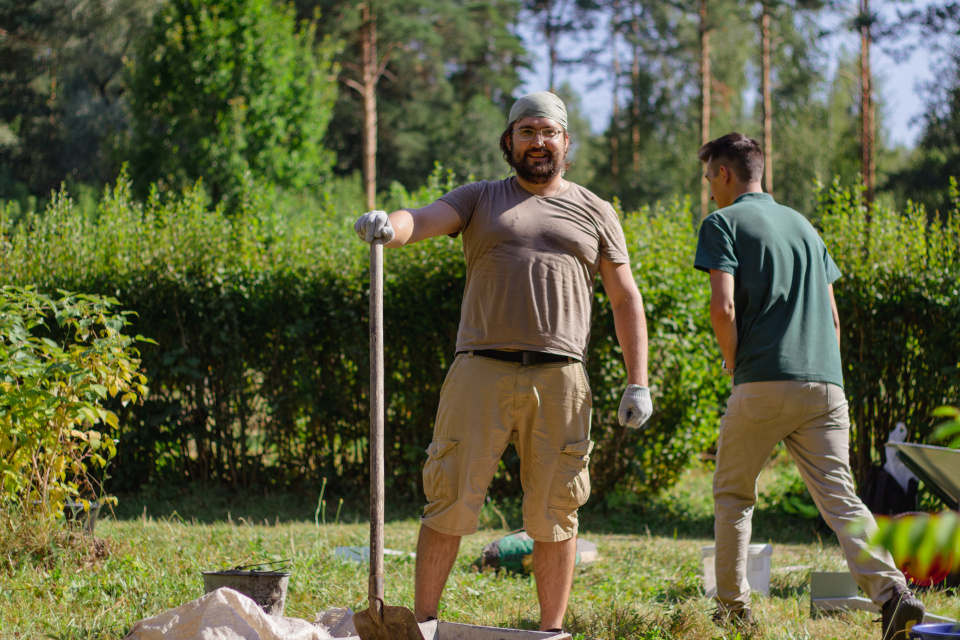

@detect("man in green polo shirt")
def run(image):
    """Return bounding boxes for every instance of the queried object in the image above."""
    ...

[694,133,924,640]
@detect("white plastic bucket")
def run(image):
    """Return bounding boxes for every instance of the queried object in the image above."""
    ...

[701,543,773,598]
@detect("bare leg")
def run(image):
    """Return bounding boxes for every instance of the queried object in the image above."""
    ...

[533,537,577,631]
[414,524,461,622]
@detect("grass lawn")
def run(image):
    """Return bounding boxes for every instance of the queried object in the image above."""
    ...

[2,457,958,639]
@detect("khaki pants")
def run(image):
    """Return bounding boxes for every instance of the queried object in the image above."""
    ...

[714,380,905,612]
[420,353,593,542]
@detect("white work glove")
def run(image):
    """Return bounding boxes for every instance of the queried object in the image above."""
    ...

[618,384,653,429]
[354,210,395,244]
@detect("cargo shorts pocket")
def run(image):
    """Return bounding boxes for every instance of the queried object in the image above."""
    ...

[547,439,594,510]
[422,439,459,502]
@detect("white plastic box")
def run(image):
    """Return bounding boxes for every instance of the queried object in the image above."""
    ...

[701,543,773,598]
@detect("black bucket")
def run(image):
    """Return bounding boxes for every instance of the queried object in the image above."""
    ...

[63,501,100,534]
[202,561,291,616]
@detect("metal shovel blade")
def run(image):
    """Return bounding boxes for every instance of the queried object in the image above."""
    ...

[354,599,425,640]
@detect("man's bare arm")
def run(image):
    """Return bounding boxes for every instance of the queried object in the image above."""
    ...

[386,200,462,248]
[828,284,841,348]
[708,269,737,368]
[599,259,648,387]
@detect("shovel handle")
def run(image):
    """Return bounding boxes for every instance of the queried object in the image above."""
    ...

[369,242,385,603]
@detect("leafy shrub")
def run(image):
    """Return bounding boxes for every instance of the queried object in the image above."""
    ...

[125,0,339,205]
[818,178,960,486]
[587,198,727,505]
[932,405,960,447]
[0,286,148,518]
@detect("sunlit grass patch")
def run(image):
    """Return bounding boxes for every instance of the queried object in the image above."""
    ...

[2,464,959,639]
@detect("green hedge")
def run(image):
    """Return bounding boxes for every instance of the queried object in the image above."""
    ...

[0,171,723,504]
[818,178,960,487]
[3,172,955,505]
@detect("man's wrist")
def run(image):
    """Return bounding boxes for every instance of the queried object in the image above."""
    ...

[722,360,735,376]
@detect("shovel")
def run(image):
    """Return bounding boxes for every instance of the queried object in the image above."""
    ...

[353,242,425,640]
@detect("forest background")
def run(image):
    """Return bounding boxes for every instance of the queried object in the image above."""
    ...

[4,0,960,218]
[1,0,959,510]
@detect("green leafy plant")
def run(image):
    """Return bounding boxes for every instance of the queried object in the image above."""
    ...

[872,510,960,587]
[0,286,150,519]
[819,178,960,487]
[931,405,960,448]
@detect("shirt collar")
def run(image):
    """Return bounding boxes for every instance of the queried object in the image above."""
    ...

[732,192,773,205]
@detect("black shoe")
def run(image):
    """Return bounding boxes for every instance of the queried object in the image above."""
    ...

[711,606,755,628]
[881,587,924,640]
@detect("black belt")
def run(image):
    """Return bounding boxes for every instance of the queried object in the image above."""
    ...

[458,349,578,365]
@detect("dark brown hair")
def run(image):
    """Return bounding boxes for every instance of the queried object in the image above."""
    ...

[697,132,764,183]
[499,126,513,166]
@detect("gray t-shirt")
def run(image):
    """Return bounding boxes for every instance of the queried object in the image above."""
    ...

[440,177,630,361]
[694,193,844,387]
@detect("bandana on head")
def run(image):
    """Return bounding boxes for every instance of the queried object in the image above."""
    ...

[508,91,568,131]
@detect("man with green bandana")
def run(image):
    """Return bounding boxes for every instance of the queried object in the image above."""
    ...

[354,91,653,632]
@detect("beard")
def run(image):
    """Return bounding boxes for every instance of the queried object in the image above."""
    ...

[511,145,564,184]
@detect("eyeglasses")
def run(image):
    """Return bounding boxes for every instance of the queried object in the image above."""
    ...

[513,127,564,142]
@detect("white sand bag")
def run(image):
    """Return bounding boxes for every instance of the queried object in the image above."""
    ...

[313,607,358,637]
[123,586,339,640]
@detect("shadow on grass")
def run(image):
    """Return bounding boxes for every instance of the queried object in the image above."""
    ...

[578,464,832,546]
[109,463,836,549]
[109,482,423,526]
[583,501,831,545]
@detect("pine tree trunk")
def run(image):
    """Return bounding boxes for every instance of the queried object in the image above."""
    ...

[761,4,773,195]
[631,10,641,173]
[610,0,621,191]
[546,0,559,92]
[860,0,874,208]
[700,0,711,219]
[361,5,378,211]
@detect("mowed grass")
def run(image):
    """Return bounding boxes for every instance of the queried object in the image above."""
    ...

[2,459,958,640]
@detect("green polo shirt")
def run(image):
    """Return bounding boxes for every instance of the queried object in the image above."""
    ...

[694,193,844,387]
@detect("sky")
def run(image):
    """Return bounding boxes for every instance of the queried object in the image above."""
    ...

[519,1,942,149]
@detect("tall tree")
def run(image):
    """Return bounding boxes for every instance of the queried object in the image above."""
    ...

[763,3,835,213]
[304,0,525,194]
[824,52,870,187]
[886,2,960,218]
[609,0,623,190]
[592,0,701,209]
[522,0,599,91]
[859,0,876,207]
[584,0,749,211]
[350,4,382,210]
[679,0,753,214]
[753,0,830,207]
[0,0,161,200]
[126,0,339,204]
[761,1,774,193]
[700,0,712,218]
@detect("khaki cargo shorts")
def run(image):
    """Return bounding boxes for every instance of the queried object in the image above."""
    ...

[420,352,594,542]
